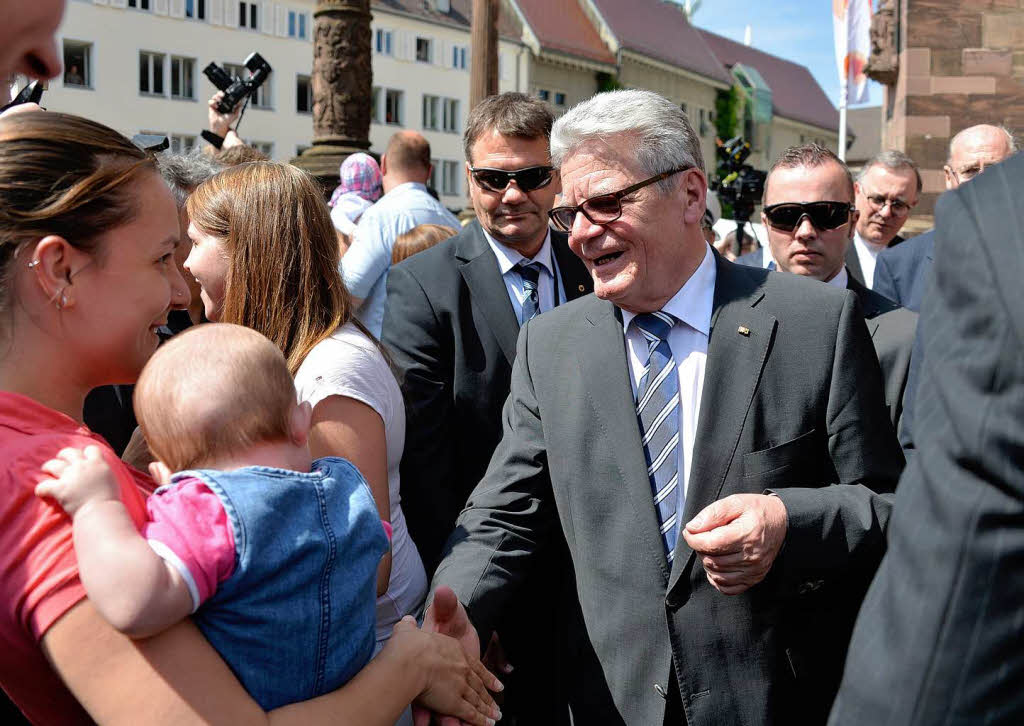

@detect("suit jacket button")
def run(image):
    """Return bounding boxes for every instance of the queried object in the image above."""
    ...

[654,684,667,699]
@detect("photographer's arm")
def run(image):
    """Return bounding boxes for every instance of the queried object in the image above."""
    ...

[207,92,244,149]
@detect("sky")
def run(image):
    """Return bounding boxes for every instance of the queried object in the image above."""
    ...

[682,0,882,110]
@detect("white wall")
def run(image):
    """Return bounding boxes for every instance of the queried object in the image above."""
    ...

[46,0,528,209]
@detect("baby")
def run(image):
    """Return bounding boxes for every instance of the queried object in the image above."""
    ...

[37,323,390,710]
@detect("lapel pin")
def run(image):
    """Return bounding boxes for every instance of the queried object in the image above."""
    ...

[578,284,585,292]
[737,326,750,336]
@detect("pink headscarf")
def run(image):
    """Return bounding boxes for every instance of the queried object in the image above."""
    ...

[328,152,383,209]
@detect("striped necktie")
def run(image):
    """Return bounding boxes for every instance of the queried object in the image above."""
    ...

[517,262,542,324]
[633,311,680,560]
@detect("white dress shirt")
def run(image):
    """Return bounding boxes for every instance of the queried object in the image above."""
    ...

[853,232,885,289]
[825,265,850,289]
[483,228,566,325]
[621,243,716,527]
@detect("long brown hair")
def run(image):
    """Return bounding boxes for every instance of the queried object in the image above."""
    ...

[186,161,360,374]
[0,112,155,335]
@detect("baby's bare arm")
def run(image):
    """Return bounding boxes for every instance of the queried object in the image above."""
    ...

[36,446,193,637]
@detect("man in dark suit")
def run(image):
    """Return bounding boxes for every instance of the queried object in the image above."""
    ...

[829,144,1024,726]
[874,124,1014,311]
[381,92,591,723]
[744,143,916,438]
[422,90,902,726]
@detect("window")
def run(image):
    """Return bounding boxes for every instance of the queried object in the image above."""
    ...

[698,108,709,137]
[170,56,195,100]
[139,51,165,96]
[536,89,549,102]
[375,29,393,56]
[385,89,403,125]
[287,10,307,39]
[451,45,467,70]
[250,141,274,157]
[296,75,312,113]
[422,94,439,130]
[224,62,272,109]
[371,86,381,123]
[239,1,258,30]
[415,37,432,63]
[170,134,197,154]
[442,160,459,196]
[62,40,91,88]
[299,13,306,39]
[554,92,566,107]
[185,0,205,20]
[442,98,459,133]
[128,0,151,9]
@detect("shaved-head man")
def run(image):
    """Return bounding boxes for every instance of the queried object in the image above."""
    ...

[341,131,460,336]
[944,124,1015,189]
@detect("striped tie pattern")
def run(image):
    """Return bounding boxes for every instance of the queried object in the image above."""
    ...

[633,312,680,560]
[517,262,542,324]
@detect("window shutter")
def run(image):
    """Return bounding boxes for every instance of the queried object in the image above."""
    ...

[275,5,286,35]
[209,0,223,24]
[432,37,443,67]
[394,31,407,60]
[154,0,169,15]
[170,0,185,17]
[224,0,238,26]
[92,0,109,6]
[261,1,273,33]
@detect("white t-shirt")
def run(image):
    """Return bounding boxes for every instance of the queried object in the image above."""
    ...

[294,322,427,643]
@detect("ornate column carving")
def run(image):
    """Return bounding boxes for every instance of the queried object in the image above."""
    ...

[291,0,372,190]
[866,0,899,86]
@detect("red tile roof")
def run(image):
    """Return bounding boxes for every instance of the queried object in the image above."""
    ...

[698,29,839,133]
[513,0,616,66]
[588,0,731,85]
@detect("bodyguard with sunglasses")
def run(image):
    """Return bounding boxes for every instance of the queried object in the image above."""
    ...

[422,90,902,726]
[381,93,591,724]
[751,143,917,441]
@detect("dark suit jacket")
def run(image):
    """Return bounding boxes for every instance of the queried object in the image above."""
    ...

[829,150,1024,726]
[435,255,903,726]
[872,230,934,312]
[847,276,917,438]
[847,234,904,287]
[381,220,592,574]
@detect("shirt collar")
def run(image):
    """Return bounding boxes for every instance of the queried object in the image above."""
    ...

[826,265,850,289]
[386,181,428,197]
[483,227,555,278]
[0,391,90,435]
[621,243,716,338]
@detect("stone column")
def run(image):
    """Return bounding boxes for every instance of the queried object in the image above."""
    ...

[469,0,499,110]
[291,0,372,191]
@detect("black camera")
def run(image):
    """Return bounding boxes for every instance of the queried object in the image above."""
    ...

[203,52,272,114]
[1,80,44,113]
[711,136,767,255]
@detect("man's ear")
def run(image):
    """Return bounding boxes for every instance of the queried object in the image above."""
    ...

[29,235,83,307]
[379,154,388,176]
[148,461,174,486]
[681,168,709,225]
[848,208,861,239]
[290,400,313,447]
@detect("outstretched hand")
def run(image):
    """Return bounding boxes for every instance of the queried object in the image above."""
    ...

[35,445,120,517]
[683,493,788,596]
[414,587,501,726]
[207,91,242,137]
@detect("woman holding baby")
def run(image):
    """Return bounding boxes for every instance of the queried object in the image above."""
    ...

[0,111,499,724]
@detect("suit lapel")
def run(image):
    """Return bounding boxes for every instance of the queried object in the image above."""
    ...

[667,258,776,594]
[456,221,520,365]
[577,300,672,583]
[550,230,593,302]
[845,244,864,285]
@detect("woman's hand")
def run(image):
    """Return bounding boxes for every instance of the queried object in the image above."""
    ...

[388,617,502,726]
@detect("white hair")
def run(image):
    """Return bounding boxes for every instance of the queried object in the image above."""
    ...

[550,89,704,193]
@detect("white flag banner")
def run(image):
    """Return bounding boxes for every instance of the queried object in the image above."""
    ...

[833,0,871,104]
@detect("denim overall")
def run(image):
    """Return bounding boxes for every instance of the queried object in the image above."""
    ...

[170,457,388,710]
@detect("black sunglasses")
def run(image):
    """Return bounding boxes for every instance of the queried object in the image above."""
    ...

[548,167,691,232]
[469,165,555,193]
[762,201,854,232]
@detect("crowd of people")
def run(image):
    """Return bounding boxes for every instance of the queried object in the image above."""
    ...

[3,2,1024,725]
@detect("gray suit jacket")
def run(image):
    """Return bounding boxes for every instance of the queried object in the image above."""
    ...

[847,275,917,437]
[435,254,903,726]
[830,153,1024,725]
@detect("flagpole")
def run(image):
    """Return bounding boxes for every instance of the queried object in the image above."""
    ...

[838,73,848,161]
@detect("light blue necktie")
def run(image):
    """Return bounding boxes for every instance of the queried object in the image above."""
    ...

[633,312,680,560]
[517,262,542,324]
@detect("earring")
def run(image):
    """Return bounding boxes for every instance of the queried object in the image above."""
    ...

[27,260,40,269]
[55,290,67,311]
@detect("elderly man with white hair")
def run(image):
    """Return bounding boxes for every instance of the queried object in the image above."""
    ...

[420,90,901,726]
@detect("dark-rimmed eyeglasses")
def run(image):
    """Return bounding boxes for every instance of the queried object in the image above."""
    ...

[469,165,555,193]
[762,201,854,232]
[861,191,913,216]
[548,167,691,232]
